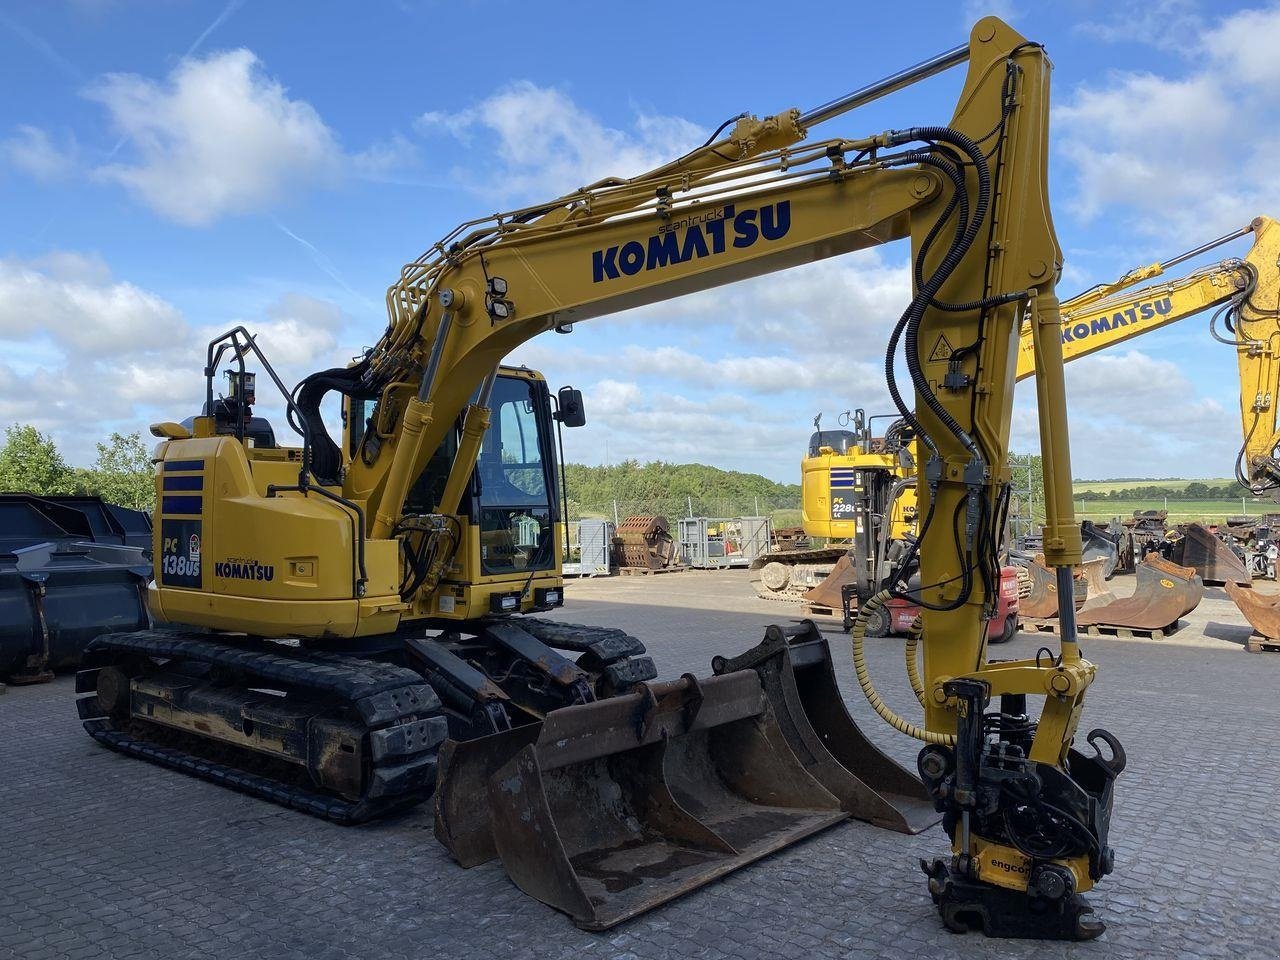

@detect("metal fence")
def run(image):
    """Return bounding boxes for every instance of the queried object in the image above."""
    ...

[570,496,802,526]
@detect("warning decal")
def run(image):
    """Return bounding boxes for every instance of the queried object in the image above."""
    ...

[928,334,955,362]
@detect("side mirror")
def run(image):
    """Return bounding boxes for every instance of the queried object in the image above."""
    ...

[556,386,586,428]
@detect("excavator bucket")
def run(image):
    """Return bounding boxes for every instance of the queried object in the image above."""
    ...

[711,621,940,834]
[1173,522,1251,587]
[1081,521,1119,580]
[802,554,858,611]
[1076,555,1203,632]
[1079,558,1110,606]
[1019,557,1087,619]
[435,671,845,930]
[1225,581,1280,641]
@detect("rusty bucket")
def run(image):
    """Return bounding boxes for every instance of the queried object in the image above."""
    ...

[1174,522,1251,587]
[1076,555,1203,632]
[802,554,858,611]
[1225,582,1280,641]
[711,621,939,834]
[435,671,844,930]
[1019,556,1088,619]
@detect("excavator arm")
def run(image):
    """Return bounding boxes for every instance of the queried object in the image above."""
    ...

[1016,215,1280,493]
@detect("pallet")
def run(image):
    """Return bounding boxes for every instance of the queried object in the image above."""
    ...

[1245,635,1280,654]
[800,602,841,619]
[617,565,687,576]
[1020,617,1181,641]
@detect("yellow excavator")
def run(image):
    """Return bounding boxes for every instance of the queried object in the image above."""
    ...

[752,409,918,607]
[799,214,1280,591]
[76,19,1122,940]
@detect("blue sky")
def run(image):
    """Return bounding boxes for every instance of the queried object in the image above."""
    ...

[2,0,1276,482]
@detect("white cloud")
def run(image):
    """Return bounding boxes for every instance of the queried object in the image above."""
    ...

[0,251,357,462]
[2,125,77,180]
[417,81,706,200]
[1073,0,1204,52]
[0,254,186,355]
[85,50,343,225]
[1055,4,1280,236]
[1014,349,1237,479]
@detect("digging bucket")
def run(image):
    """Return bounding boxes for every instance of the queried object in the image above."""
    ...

[1175,522,1251,587]
[1078,558,1116,612]
[1019,556,1087,619]
[1076,555,1203,632]
[1081,521,1119,580]
[802,553,857,611]
[1225,581,1280,640]
[435,670,844,930]
[712,620,939,834]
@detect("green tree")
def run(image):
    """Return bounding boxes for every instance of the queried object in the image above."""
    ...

[0,424,75,495]
[87,432,154,511]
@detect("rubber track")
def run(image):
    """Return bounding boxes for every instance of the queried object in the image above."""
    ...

[511,618,656,689]
[77,630,446,824]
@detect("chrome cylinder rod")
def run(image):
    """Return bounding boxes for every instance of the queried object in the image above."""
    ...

[798,44,970,128]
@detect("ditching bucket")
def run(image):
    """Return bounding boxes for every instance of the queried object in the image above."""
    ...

[1225,581,1280,640]
[1174,522,1251,587]
[435,671,845,930]
[711,621,940,834]
[1076,555,1203,632]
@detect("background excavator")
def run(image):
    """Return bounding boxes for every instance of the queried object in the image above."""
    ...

[76,19,1122,941]
[796,215,1280,629]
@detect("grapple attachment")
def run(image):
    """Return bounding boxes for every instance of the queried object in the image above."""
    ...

[1225,581,1280,641]
[712,621,940,834]
[435,670,845,930]
[1076,555,1203,631]
[1173,522,1251,587]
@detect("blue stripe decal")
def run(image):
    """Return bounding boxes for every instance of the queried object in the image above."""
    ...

[162,474,204,491]
[162,495,203,515]
[164,459,205,473]
[829,481,857,489]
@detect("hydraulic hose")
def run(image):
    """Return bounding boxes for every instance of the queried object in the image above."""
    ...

[850,590,955,746]
[904,614,926,706]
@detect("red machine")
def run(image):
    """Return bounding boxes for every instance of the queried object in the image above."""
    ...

[847,565,1020,642]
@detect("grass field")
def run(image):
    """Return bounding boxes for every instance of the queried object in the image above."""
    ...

[1071,478,1236,495]
[1072,499,1272,525]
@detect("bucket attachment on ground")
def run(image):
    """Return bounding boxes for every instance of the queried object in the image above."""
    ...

[1173,522,1251,587]
[435,670,845,930]
[711,620,940,834]
[802,554,857,611]
[1081,521,1120,580]
[1018,556,1087,619]
[1078,559,1113,611]
[1076,555,1203,632]
[1225,581,1280,640]
[0,512,150,684]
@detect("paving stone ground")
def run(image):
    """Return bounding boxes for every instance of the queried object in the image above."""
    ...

[3,568,1278,960]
